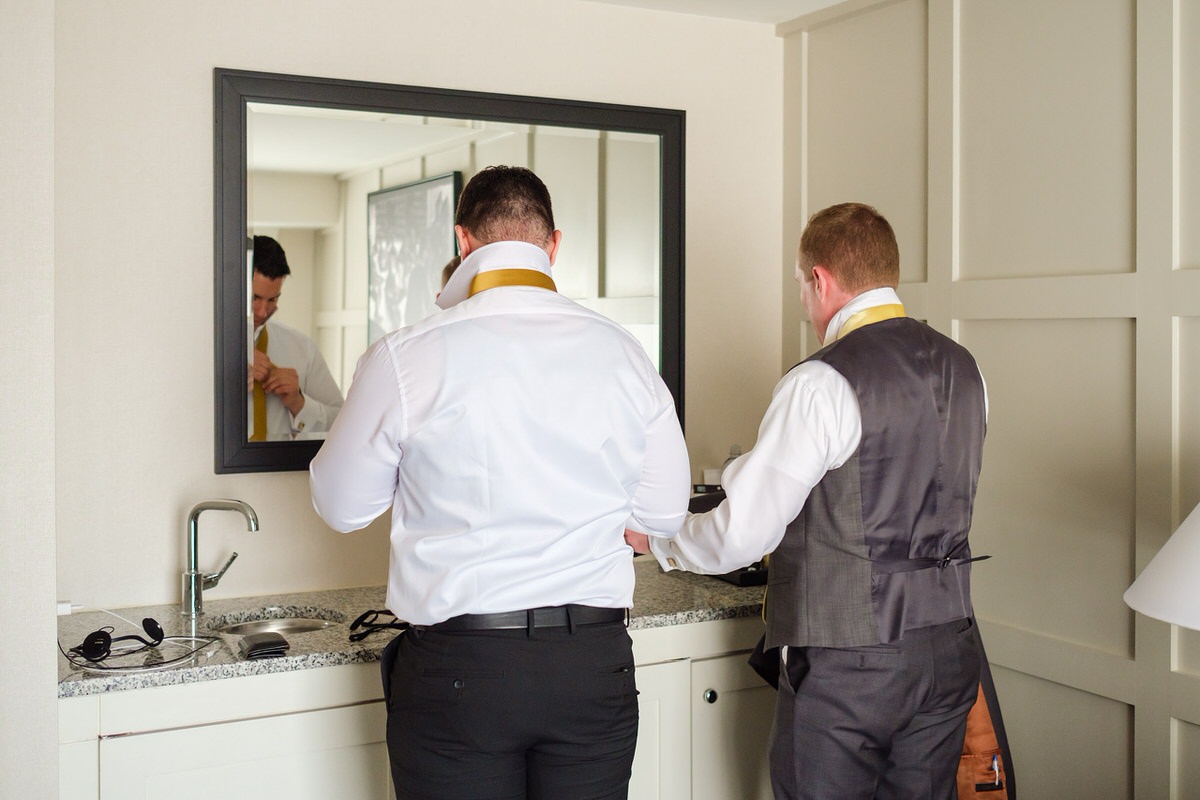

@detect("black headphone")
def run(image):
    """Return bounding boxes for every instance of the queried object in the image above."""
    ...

[69,617,165,662]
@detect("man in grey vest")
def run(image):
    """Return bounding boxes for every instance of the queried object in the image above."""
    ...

[628,202,988,799]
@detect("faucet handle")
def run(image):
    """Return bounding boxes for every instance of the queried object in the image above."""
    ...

[202,551,239,590]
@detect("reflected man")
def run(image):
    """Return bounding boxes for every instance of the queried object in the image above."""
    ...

[249,235,343,440]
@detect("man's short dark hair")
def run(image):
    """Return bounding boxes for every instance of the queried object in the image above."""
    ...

[253,235,291,279]
[455,166,556,247]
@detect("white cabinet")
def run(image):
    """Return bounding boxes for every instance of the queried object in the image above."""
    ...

[630,658,691,800]
[690,652,775,800]
[98,702,390,799]
[60,618,773,799]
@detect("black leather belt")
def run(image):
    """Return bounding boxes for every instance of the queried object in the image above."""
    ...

[422,604,627,633]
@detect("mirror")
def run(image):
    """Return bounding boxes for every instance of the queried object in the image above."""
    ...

[216,69,684,473]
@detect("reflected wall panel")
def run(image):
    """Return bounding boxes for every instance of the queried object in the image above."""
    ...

[959,0,1135,279]
[424,144,471,180]
[804,0,927,282]
[343,171,378,311]
[991,665,1132,797]
[605,134,660,299]
[475,125,531,171]
[536,129,600,300]
[961,318,1135,657]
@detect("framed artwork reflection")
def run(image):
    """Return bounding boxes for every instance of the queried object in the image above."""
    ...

[367,171,462,344]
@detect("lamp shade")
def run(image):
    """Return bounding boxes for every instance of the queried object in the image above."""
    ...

[1125,503,1200,629]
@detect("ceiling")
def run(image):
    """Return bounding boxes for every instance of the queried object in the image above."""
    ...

[581,0,842,24]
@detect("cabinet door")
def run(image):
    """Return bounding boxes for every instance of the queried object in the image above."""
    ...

[691,652,775,800]
[99,702,391,799]
[630,658,691,800]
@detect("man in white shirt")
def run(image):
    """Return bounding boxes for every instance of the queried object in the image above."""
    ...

[248,236,343,440]
[628,203,990,799]
[310,166,691,800]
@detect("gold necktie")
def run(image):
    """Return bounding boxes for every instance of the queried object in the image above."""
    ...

[251,327,268,441]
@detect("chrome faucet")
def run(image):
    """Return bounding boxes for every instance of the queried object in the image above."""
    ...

[182,499,259,618]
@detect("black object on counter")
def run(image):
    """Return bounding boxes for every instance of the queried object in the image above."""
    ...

[714,563,768,586]
[688,489,769,587]
[238,631,290,659]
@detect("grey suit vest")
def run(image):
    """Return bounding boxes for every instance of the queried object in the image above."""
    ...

[765,317,986,649]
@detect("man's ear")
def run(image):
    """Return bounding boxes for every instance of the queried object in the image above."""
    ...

[809,264,826,296]
[810,264,837,299]
[455,225,473,259]
[546,230,563,265]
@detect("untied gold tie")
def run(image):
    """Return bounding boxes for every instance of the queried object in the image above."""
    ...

[467,268,557,297]
[251,327,269,441]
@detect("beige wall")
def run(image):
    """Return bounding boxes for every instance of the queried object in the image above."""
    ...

[2,2,781,791]
[1,1,58,796]
[50,2,783,607]
[783,0,1198,796]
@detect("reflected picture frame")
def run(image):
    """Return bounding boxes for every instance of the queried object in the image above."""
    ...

[367,172,462,345]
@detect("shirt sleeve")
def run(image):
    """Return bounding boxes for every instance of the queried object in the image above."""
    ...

[290,338,345,435]
[648,360,862,574]
[626,381,692,538]
[309,342,404,532]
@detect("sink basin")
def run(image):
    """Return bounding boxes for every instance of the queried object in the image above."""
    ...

[218,617,335,636]
[208,606,346,636]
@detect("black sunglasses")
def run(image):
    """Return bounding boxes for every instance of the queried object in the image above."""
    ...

[349,609,409,642]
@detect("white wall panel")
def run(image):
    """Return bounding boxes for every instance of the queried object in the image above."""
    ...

[991,665,1132,797]
[1173,316,1200,676]
[1176,719,1200,797]
[959,0,1135,280]
[804,0,928,283]
[963,318,1136,657]
[1182,0,1200,271]
[782,0,1173,794]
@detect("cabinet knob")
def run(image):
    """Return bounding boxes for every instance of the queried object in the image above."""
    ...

[703,688,719,704]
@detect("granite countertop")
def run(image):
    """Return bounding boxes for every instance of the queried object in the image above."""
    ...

[57,558,764,698]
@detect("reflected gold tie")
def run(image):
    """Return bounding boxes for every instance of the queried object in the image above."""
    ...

[251,328,268,441]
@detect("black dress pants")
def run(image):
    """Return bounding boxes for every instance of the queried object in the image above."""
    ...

[381,620,638,800]
[769,617,982,800]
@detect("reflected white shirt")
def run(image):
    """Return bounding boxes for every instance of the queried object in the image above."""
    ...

[649,288,986,575]
[250,319,344,439]
[310,241,691,625]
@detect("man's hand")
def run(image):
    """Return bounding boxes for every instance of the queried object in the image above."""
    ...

[263,366,305,415]
[252,349,273,383]
[624,528,650,555]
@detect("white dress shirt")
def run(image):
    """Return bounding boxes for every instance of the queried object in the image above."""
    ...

[310,241,691,625]
[649,288,985,575]
[249,319,344,440]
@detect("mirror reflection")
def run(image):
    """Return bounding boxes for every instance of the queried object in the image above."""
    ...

[216,70,684,473]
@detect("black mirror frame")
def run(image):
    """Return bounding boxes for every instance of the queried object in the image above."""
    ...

[215,68,685,473]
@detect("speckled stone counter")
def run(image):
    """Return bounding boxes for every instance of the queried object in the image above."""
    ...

[58,558,764,698]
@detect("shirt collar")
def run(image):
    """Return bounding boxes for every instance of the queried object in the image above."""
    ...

[824,287,903,343]
[436,241,553,310]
